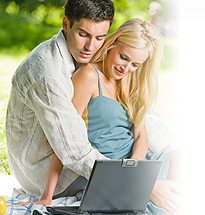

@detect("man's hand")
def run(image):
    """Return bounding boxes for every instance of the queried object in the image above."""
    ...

[150,180,183,215]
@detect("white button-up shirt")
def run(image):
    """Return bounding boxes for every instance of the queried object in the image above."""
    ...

[6,30,107,197]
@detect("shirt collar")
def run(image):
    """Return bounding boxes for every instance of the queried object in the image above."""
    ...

[55,29,75,77]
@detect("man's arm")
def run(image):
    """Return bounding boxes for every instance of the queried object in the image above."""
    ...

[16,153,63,206]
[27,76,107,180]
[16,64,106,205]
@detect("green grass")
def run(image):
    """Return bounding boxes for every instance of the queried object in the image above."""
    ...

[0,53,27,175]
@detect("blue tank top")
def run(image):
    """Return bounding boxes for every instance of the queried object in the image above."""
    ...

[87,64,134,159]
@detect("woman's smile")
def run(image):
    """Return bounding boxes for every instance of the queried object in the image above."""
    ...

[114,67,125,76]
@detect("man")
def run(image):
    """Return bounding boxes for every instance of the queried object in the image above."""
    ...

[6,0,114,197]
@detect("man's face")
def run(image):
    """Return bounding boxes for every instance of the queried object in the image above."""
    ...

[63,16,110,64]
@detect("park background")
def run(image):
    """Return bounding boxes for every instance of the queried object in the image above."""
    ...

[0,0,178,175]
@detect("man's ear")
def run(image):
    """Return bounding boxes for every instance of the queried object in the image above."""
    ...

[62,16,70,33]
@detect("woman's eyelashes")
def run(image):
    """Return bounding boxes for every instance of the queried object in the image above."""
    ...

[120,54,127,61]
[119,54,139,68]
[132,63,139,68]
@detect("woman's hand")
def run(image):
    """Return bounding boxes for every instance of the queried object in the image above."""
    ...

[150,180,183,215]
[15,198,52,206]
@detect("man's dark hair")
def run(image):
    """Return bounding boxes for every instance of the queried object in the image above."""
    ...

[64,0,114,28]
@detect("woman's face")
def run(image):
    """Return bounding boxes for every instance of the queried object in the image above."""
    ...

[105,44,149,80]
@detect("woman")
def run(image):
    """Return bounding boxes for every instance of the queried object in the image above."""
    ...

[72,18,163,161]
[17,18,176,214]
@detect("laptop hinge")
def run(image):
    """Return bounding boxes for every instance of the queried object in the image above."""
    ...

[82,212,89,215]
[136,211,145,215]
[122,159,138,167]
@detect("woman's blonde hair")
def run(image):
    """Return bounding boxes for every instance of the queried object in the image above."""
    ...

[91,18,163,128]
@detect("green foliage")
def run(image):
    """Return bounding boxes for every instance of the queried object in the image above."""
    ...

[4,1,20,14]
[0,0,157,53]
[0,118,11,175]
[1,0,66,13]
[161,36,177,71]
[108,0,152,33]
[0,61,12,174]
[0,53,26,175]
[0,3,62,53]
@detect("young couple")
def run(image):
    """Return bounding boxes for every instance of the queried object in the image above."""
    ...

[6,0,181,214]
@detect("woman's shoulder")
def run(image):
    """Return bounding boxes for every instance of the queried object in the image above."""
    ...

[73,63,99,82]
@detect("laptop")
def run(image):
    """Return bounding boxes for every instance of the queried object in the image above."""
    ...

[46,159,162,215]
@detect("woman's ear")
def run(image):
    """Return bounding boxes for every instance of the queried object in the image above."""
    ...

[62,16,70,33]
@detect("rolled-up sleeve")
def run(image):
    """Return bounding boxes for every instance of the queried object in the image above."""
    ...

[26,76,107,179]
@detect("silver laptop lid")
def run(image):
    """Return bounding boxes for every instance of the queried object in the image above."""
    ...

[79,159,162,214]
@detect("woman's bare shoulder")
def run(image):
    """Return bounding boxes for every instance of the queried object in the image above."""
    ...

[73,63,98,82]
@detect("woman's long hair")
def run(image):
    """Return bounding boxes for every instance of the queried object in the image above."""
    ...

[91,18,163,127]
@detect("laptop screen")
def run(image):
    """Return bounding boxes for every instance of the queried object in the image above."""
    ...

[79,159,162,214]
